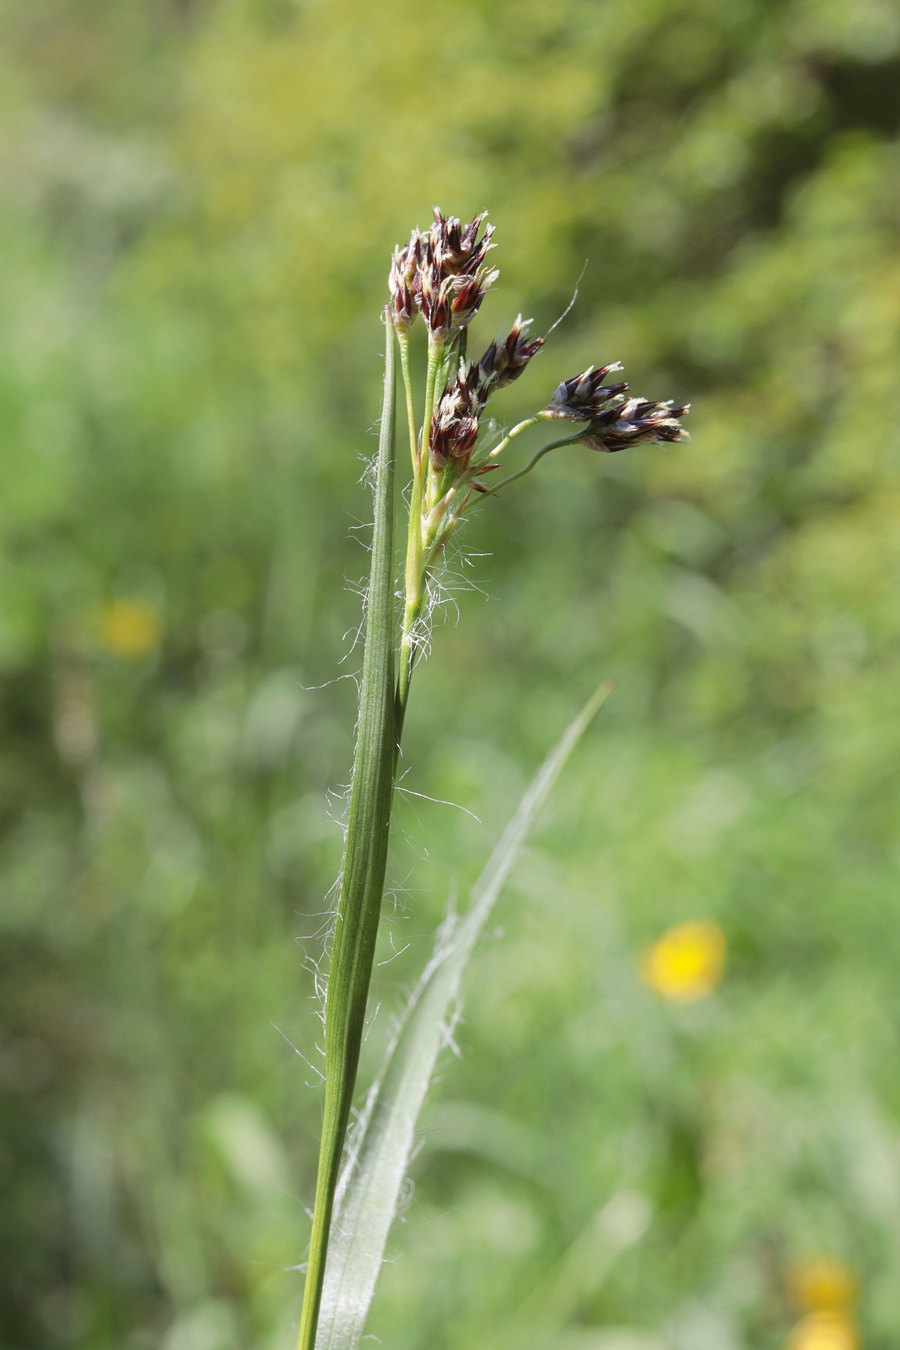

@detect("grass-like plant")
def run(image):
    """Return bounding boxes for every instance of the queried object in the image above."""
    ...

[297,209,689,1350]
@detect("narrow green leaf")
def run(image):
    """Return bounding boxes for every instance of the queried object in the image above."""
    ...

[297,322,397,1350]
[315,681,615,1350]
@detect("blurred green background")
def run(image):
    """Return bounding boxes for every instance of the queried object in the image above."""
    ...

[2,0,900,1347]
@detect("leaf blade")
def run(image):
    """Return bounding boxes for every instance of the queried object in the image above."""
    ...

[297,321,398,1350]
[315,680,614,1350]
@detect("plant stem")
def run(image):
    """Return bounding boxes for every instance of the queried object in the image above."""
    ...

[487,414,543,459]
[397,335,442,721]
[481,433,583,496]
[297,320,398,1350]
[396,330,418,473]
[420,334,443,515]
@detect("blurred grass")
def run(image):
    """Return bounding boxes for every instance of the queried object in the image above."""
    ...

[1,1,900,1347]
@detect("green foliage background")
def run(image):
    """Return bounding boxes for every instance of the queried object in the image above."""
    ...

[2,1,900,1346]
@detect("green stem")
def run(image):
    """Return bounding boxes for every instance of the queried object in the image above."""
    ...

[420,335,444,516]
[297,320,398,1350]
[397,335,443,719]
[396,330,418,473]
[487,413,543,459]
[481,433,583,497]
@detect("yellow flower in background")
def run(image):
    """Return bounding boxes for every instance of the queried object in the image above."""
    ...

[98,601,163,658]
[639,920,726,1002]
[787,1311,859,1350]
[790,1258,857,1312]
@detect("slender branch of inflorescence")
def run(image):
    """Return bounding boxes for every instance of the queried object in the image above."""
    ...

[487,414,543,460]
[480,432,584,496]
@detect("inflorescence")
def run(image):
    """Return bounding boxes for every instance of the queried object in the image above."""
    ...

[388,207,689,691]
[389,206,688,519]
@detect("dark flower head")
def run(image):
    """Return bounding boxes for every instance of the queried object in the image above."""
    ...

[430,207,495,276]
[543,364,628,420]
[429,360,489,471]
[479,316,544,389]
[578,398,690,452]
[448,268,496,331]
[388,229,423,333]
[414,207,499,341]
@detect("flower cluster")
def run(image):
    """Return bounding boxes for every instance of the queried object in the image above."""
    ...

[543,365,628,419]
[478,315,544,389]
[579,397,690,453]
[544,365,689,453]
[388,229,420,333]
[427,315,545,476]
[429,361,487,471]
[388,208,498,341]
[388,205,689,560]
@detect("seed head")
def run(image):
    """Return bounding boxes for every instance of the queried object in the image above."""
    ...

[578,398,690,452]
[430,206,494,276]
[479,316,544,389]
[448,266,498,332]
[543,364,628,420]
[429,360,488,471]
[414,207,499,341]
[388,229,423,333]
